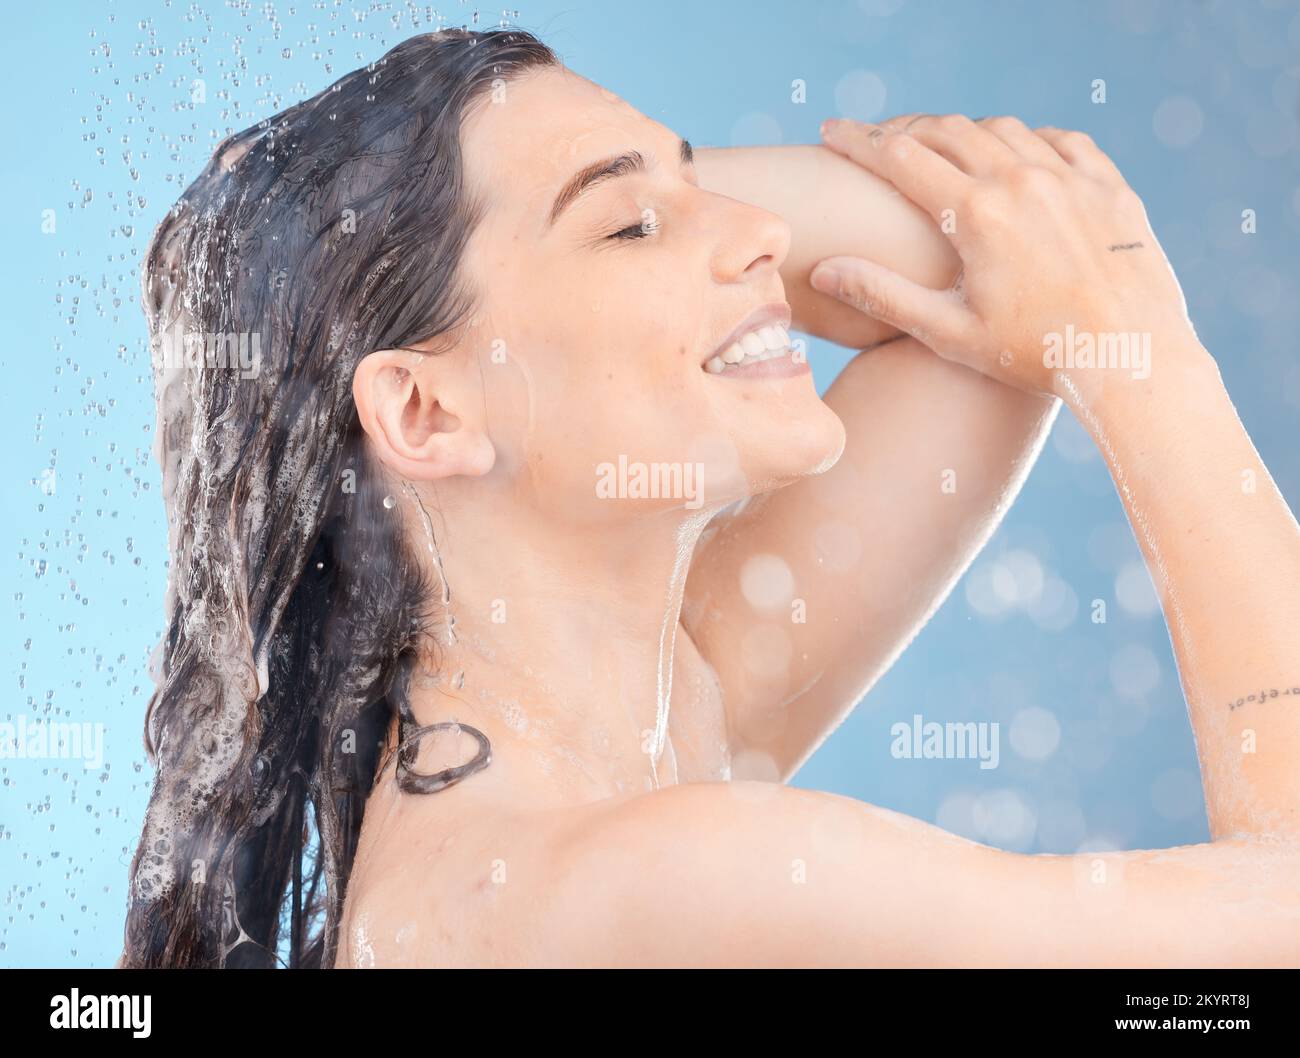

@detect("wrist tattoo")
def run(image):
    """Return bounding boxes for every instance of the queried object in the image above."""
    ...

[1228,685,1300,711]
[1108,241,1144,252]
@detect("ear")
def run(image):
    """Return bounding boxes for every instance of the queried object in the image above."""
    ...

[353,348,496,482]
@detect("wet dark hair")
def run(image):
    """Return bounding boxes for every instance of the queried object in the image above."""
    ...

[121,28,559,969]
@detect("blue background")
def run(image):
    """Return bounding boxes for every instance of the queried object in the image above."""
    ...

[3,0,1298,966]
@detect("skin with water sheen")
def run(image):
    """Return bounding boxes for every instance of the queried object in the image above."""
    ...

[335,67,1300,968]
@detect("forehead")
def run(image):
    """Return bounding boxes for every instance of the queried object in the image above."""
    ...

[460,65,676,223]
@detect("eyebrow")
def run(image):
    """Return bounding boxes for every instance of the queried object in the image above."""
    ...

[547,137,694,227]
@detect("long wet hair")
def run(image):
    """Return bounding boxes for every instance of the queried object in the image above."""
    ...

[121,28,558,969]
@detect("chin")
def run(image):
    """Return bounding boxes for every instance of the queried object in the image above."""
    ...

[742,405,848,497]
[677,396,845,508]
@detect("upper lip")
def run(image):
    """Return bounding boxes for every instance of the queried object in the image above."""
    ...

[704,301,792,365]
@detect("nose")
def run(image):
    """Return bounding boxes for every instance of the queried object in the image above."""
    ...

[709,199,791,286]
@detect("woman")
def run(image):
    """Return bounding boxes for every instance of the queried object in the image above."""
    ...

[122,28,1300,968]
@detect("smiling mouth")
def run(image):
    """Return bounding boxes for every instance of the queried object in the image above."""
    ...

[704,321,796,375]
[702,301,801,378]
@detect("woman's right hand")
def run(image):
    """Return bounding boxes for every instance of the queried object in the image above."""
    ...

[808,113,1210,401]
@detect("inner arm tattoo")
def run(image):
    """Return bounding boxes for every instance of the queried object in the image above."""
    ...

[1108,241,1144,251]
[1228,685,1300,711]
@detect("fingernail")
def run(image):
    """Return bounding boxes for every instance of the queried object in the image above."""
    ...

[820,118,844,140]
[810,263,841,295]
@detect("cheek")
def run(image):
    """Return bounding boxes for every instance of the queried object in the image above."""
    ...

[563,304,695,401]
[480,248,722,454]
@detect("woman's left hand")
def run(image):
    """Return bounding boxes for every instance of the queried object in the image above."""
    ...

[808,113,1204,400]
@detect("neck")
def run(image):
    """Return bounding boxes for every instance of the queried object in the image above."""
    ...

[393,483,720,800]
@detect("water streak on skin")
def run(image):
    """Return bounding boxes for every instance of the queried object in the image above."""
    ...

[350,908,377,969]
[500,321,540,492]
[403,480,456,646]
[650,511,713,787]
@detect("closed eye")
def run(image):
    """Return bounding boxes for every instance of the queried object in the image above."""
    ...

[608,213,661,240]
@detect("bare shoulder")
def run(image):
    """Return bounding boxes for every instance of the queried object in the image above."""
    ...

[533,780,1004,967]
[339,778,1300,967]
[336,778,965,968]
[335,782,574,968]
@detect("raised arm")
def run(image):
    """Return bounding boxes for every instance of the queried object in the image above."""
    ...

[1077,345,1300,838]
[805,113,1300,842]
[686,144,1057,777]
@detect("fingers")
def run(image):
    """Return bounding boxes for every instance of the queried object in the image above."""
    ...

[976,116,1069,170]
[881,113,1019,177]
[820,118,970,224]
[809,255,981,354]
[1034,126,1125,183]
[826,112,1125,190]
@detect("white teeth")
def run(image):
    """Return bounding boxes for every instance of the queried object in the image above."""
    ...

[703,321,794,373]
[740,331,766,357]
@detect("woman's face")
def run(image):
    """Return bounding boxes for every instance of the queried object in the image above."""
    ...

[456,64,845,519]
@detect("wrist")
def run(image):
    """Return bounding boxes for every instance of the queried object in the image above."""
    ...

[1050,329,1221,425]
